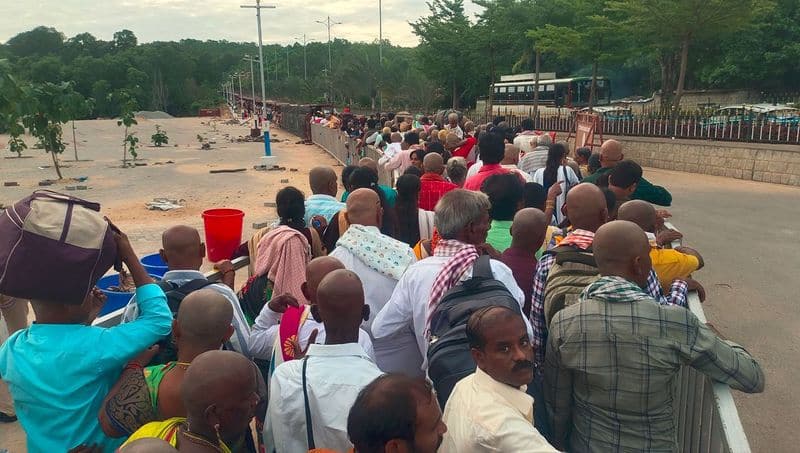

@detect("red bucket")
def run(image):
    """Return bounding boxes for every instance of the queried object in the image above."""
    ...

[202,208,245,262]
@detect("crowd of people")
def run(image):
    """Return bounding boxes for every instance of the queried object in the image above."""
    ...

[0,111,766,453]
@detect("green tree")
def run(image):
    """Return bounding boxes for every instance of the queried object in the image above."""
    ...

[113,30,138,51]
[609,0,767,111]
[0,60,28,157]
[21,82,80,179]
[63,91,94,161]
[151,124,168,146]
[113,90,139,166]
[411,0,475,108]
[5,26,64,57]
[528,0,623,109]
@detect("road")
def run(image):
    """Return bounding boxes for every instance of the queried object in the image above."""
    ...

[645,167,800,453]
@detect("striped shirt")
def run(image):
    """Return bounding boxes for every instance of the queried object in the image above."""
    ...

[544,276,764,452]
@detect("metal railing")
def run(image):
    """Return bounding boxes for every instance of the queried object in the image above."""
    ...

[310,124,392,186]
[92,256,251,328]
[465,110,800,145]
[665,222,752,453]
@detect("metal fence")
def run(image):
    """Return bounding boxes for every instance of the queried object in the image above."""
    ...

[464,110,800,145]
[310,124,392,186]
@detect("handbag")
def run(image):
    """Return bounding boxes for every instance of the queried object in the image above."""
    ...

[0,190,117,304]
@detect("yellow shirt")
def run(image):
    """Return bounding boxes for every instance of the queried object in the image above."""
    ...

[650,248,700,290]
[121,417,232,453]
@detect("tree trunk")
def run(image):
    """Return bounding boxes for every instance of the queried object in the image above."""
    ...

[122,126,128,166]
[72,120,78,161]
[533,49,541,120]
[672,36,691,115]
[452,78,458,110]
[658,51,677,113]
[50,149,63,179]
[589,59,598,111]
[487,41,495,118]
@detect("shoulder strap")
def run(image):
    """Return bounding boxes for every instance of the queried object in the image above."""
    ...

[175,278,215,295]
[472,255,493,279]
[302,357,315,449]
[551,245,597,267]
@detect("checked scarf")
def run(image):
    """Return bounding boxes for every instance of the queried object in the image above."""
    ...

[581,275,653,303]
[426,239,479,333]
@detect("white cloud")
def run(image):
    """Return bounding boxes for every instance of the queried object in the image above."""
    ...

[1,0,485,47]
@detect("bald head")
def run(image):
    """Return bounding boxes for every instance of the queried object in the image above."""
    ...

[510,208,548,250]
[616,200,657,233]
[502,144,520,165]
[391,132,402,143]
[423,152,444,174]
[345,188,381,227]
[181,350,258,435]
[304,256,345,304]
[161,225,203,270]
[315,269,366,342]
[593,220,652,287]
[600,139,624,168]
[565,183,608,232]
[120,438,177,453]
[309,166,338,196]
[176,289,233,350]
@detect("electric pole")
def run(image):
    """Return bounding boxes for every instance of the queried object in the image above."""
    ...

[240,0,276,119]
[316,16,342,102]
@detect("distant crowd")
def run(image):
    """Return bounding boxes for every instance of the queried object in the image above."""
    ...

[0,110,765,453]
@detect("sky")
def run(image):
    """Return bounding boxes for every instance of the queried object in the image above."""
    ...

[0,1,484,47]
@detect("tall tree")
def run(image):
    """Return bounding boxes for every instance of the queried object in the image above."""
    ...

[609,0,767,112]
[411,0,475,109]
[113,29,138,51]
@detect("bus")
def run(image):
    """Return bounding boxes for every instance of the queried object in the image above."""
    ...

[490,76,612,109]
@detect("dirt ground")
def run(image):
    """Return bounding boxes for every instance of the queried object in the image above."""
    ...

[0,117,341,452]
[1,120,798,452]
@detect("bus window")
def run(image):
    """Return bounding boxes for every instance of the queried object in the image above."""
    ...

[499,86,507,93]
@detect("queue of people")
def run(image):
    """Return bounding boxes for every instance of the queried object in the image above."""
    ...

[0,112,765,453]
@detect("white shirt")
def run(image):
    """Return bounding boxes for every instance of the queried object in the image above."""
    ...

[441,368,558,452]
[120,270,252,358]
[467,159,483,179]
[532,165,580,225]
[445,124,464,139]
[330,245,424,376]
[371,256,532,373]
[514,132,538,154]
[249,305,374,361]
[265,343,383,453]
[519,146,550,175]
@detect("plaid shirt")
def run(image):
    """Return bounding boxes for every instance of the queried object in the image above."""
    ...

[544,276,764,452]
[419,173,458,211]
[530,230,688,370]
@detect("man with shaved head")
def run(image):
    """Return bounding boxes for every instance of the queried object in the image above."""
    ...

[501,143,534,182]
[544,221,764,452]
[121,225,251,361]
[123,350,261,451]
[267,270,383,453]
[100,289,235,437]
[306,165,345,226]
[501,208,549,317]
[419,152,458,211]
[332,189,420,375]
[581,139,673,206]
[617,200,705,293]
[441,306,557,452]
[249,256,374,361]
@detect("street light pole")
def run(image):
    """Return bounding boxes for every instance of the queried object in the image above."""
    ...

[316,16,342,102]
[244,55,258,117]
[237,72,244,113]
[295,34,307,80]
[286,47,290,79]
[241,0,276,120]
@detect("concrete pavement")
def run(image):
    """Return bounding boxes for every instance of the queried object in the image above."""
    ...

[645,167,800,453]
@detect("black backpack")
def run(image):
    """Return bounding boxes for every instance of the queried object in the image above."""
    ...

[148,278,216,365]
[426,255,522,408]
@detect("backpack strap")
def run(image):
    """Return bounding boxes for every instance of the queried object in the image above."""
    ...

[302,357,316,449]
[174,278,216,295]
[471,255,493,279]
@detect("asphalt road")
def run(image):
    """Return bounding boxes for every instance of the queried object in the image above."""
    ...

[645,167,800,453]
